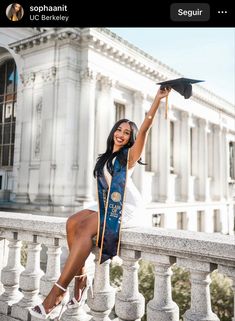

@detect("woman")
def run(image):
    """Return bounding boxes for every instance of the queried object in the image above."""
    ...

[29,87,171,319]
[6,3,24,21]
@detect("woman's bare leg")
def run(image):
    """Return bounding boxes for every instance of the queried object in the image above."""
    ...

[66,210,94,301]
[66,210,96,300]
[33,210,98,314]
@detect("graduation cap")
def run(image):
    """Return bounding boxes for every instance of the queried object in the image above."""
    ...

[157,77,204,118]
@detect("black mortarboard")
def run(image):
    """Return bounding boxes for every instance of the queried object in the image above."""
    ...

[157,77,204,99]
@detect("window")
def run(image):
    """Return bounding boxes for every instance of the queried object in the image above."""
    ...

[197,210,205,232]
[0,60,17,167]
[177,212,188,230]
[114,102,125,122]
[229,142,235,179]
[213,209,221,232]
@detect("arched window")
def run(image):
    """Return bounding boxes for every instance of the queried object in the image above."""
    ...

[0,59,17,167]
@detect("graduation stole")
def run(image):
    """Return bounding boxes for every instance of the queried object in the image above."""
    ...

[96,148,129,264]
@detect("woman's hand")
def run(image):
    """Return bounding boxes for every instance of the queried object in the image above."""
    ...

[155,87,171,100]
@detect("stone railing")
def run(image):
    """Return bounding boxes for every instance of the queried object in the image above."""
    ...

[0,211,234,321]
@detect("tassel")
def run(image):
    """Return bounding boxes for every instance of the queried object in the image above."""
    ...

[165,95,168,119]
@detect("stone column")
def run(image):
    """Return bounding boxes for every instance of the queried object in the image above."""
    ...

[180,112,190,202]
[212,125,223,200]
[157,104,170,202]
[95,76,114,156]
[151,101,162,201]
[88,248,115,321]
[34,67,57,206]
[198,119,209,201]
[221,127,229,200]
[132,91,145,196]
[142,253,179,321]
[0,234,24,315]
[177,259,219,321]
[75,68,96,204]
[11,79,23,201]
[14,72,36,203]
[115,249,145,321]
[51,56,81,209]
[11,237,44,320]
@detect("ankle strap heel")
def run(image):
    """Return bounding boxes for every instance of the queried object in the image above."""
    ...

[55,282,67,292]
[74,274,94,298]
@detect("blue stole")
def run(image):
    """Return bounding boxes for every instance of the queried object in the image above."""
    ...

[96,148,129,264]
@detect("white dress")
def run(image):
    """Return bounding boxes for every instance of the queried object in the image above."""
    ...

[87,164,147,229]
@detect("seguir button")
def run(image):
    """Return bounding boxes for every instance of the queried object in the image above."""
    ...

[170,3,210,21]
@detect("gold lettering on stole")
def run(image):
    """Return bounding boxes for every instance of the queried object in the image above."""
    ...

[109,204,121,218]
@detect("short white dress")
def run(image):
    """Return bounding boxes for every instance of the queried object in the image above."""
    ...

[87,163,147,229]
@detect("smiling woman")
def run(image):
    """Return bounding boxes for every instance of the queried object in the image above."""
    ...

[29,86,171,319]
[113,122,131,151]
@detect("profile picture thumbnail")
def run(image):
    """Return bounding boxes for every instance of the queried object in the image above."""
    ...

[6,3,24,21]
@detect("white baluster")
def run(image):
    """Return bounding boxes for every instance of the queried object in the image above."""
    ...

[177,259,219,321]
[142,253,179,321]
[40,241,62,296]
[115,249,145,321]
[11,236,44,320]
[0,233,24,315]
[88,247,115,321]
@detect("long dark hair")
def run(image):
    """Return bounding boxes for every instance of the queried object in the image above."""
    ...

[8,3,23,20]
[93,119,145,178]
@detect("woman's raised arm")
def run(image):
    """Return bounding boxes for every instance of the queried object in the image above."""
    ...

[128,87,171,168]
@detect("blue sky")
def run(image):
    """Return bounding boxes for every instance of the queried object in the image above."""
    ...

[109,28,235,105]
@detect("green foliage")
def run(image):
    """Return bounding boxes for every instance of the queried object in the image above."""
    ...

[211,270,233,321]
[171,265,191,318]
[20,241,28,267]
[110,260,233,321]
[110,260,123,289]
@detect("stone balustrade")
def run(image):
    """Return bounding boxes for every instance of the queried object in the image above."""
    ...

[0,211,234,321]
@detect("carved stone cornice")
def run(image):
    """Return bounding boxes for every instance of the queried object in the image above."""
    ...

[20,72,35,88]
[9,28,81,53]
[11,27,234,118]
[82,28,234,118]
[80,28,180,84]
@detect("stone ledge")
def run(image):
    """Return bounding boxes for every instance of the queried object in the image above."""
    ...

[121,227,235,267]
[0,211,234,268]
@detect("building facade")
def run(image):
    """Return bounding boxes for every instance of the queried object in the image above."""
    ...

[0,27,234,233]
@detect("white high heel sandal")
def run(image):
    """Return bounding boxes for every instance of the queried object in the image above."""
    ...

[67,274,94,309]
[29,282,69,320]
